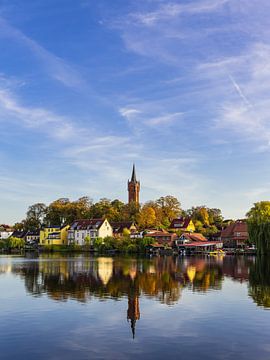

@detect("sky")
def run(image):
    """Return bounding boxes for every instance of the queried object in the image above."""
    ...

[0,0,270,223]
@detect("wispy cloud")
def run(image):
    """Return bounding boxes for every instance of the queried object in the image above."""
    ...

[130,0,230,27]
[0,16,85,89]
[119,106,183,128]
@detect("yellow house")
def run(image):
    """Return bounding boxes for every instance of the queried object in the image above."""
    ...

[39,225,70,246]
[169,218,195,233]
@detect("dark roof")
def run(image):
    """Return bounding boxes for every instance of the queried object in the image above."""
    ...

[70,219,106,230]
[11,231,27,238]
[170,217,192,229]
[111,222,136,233]
[26,230,40,236]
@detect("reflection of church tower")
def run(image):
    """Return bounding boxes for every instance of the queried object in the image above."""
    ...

[128,164,140,204]
[127,294,140,339]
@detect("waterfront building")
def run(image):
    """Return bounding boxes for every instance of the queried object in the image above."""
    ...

[128,164,140,204]
[39,225,70,246]
[111,221,137,236]
[68,218,113,245]
[221,220,248,248]
[175,232,223,253]
[0,225,14,240]
[25,230,40,244]
[169,217,195,233]
[145,229,177,246]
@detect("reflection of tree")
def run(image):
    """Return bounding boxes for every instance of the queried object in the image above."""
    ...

[249,256,270,308]
[6,255,233,337]
[7,256,226,304]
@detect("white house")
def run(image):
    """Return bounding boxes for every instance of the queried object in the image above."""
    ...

[68,218,113,245]
[0,225,13,240]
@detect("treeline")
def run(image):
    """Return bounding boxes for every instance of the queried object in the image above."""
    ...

[14,195,226,236]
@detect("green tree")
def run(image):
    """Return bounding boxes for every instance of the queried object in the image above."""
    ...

[25,203,47,230]
[247,201,270,254]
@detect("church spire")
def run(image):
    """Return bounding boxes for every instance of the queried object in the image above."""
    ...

[131,164,137,182]
[128,164,140,204]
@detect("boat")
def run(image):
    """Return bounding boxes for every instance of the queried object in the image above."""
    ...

[209,249,225,256]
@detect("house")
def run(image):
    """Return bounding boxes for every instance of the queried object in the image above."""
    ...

[175,232,223,253]
[221,220,248,248]
[10,230,28,239]
[144,229,177,246]
[68,218,113,245]
[111,221,137,236]
[39,225,70,246]
[25,230,40,244]
[169,217,195,233]
[0,225,14,240]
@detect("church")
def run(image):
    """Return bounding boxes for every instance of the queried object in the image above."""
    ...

[128,164,140,204]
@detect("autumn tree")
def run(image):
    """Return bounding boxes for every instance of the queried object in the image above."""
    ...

[138,204,158,229]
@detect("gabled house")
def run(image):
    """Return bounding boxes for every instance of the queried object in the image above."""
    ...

[111,221,137,236]
[145,229,177,246]
[10,230,28,239]
[221,220,248,248]
[169,217,195,233]
[40,225,70,246]
[25,230,40,244]
[0,225,14,240]
[175,232,223,253]
[68,218,113,245]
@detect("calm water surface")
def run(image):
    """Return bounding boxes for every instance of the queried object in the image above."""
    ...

[0,254,270,360]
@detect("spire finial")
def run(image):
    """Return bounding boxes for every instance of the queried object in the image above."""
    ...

[131,164,137,182]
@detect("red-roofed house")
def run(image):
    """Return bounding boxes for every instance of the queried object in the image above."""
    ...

[169,217,195,232]
[175,232,223,253]
[221,220,248,248]
[145,229,177,246]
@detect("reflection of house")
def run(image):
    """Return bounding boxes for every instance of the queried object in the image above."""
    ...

[221,220,248,248]
[68,218,113,245]
[169,217,195,232]
[98,257,113,285]
[145,230,177,246]
[40,225,70,246]
[0,225,13,240]
[111,221,137,236]
[176,232,222,253]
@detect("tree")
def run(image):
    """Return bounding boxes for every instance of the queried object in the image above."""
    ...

[155,195,181,227]
[25,203,47,230]
[247,201,270,254]
[138,204,157,229]
[8,237,25,249]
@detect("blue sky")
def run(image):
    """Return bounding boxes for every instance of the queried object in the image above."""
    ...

[1,0,270,223]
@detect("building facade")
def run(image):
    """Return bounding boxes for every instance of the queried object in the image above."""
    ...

[128,164,140,204]
[68,218,113,245]
[39,225,70,246]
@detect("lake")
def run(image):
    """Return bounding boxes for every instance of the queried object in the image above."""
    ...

[0,254,270,360]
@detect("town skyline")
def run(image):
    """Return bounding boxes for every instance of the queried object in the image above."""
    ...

[1,1,270,223]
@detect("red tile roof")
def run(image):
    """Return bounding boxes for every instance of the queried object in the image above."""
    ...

[181,232,207,242]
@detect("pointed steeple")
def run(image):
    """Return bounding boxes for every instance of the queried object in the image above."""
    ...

[131,164,137,182]
[128,164,140,204]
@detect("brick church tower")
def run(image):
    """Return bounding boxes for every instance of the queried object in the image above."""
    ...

[128,164,140,204]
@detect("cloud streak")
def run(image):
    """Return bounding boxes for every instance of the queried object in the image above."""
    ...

[0,16,85,89]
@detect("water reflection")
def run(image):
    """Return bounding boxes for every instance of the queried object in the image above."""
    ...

[249,256,270,309]
[0,254,268,337]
